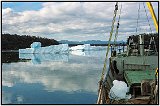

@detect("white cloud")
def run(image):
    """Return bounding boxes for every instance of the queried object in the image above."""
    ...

[2,2,158,41]
[2,8,12,15]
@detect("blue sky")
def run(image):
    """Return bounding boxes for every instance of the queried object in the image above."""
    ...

[2,2,158,41]
[2,2,43,12]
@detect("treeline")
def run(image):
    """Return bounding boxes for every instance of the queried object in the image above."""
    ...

[127,33,158,51]
[2,34,59,50]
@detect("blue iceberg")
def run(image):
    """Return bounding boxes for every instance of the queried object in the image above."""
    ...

[19,42,69,54]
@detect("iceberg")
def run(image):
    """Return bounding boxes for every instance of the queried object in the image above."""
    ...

[19,42,69,54]
[70,49,106,57]
[69,44,91,51]
[70,44,106,51]
[70,50,86,56]
[70,45,85,51]
[19,48,35,54]
[30,42,41,48]
[19,42,107,54]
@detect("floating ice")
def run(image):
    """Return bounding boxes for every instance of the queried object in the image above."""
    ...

[70,46,106,57]
[70,45,85,51]
[83,44,90,50]
[33,44,69,54]
[19,42,106,54]
[30,42,41,48]
[19,43,69,54]
[70,50,86,56]
[70,44,93,51]
[109,80,131,100]
[19,48,35,54]
[69,44,107,51]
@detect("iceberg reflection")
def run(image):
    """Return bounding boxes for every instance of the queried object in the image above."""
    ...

[19,53,69,64]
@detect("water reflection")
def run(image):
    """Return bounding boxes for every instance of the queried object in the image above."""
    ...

[2,48,110,104]
[19,53,69,64]
[2,56,103,92]
[2,52,20,63]
[2,91,24,104]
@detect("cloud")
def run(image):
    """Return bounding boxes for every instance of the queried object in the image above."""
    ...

[2,8,12,15]
[2,2,158,41]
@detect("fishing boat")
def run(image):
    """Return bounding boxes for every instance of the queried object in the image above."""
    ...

[97,2,158,104]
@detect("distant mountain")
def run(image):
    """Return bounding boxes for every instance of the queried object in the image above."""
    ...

[59,40,126,44]
[59,40,81,44]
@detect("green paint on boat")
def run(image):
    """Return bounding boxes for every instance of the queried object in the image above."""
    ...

[124,70,155,86]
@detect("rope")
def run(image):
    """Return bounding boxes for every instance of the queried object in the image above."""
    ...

[153,37,157,54]
[143,2,152,33]
[113,3,122,48]
[135,3,146,66]
[100,2,118,82]
[148,37,157,54]
[142,2,154,67]
[136,3,141,34]
[97,2,119,104]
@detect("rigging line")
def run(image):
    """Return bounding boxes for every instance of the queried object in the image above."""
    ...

[136,3,141,34]
[142,2,154,66]
[100,2,118,82]
[97,3,119,104]
[153,37,157,54]
[113,3,122,46]
[143,2,152,33]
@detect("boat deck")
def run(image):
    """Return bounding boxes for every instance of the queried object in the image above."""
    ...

[124,70,155,86]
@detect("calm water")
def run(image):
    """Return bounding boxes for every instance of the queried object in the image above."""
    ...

[2,46,111,104]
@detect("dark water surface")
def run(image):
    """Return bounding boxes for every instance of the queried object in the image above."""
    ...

[2,47,110,104]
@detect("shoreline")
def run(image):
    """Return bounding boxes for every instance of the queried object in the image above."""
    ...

[2,50,19,53]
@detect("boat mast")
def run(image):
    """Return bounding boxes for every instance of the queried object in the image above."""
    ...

[146,2,158,32]
[139,34,144,56]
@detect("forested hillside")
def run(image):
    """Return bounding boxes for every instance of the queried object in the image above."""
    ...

[2,34,59,50]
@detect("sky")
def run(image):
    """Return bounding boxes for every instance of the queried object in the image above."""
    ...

[2,2,158,41]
